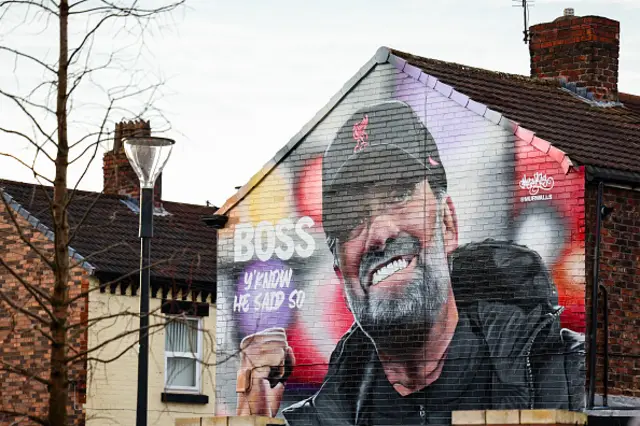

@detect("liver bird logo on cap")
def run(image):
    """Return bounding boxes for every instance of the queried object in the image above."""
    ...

[352,114,369,153]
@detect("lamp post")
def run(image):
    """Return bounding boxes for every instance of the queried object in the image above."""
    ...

[124,136,175,426]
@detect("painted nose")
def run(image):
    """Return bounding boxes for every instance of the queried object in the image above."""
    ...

[363,213,400,253]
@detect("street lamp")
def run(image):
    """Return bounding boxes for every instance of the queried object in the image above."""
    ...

[124,136,175,426]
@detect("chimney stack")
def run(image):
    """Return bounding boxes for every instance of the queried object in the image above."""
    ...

[529,10,620,101]
[103,120,163,205]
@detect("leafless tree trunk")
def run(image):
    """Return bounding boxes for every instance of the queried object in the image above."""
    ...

[50,2,71,424]
[0,1,186,424]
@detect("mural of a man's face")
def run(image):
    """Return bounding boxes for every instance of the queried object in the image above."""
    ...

[334,177,457,342]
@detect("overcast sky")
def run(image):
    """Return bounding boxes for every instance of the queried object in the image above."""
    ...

[1,0,638,207]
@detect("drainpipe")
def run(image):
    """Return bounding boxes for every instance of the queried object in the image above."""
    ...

[587,181,604,409]
[599,284,609,407]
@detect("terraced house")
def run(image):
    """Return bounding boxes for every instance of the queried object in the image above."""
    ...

[211,8,640,426]
[2,7,640,426]
[1,121,218,426]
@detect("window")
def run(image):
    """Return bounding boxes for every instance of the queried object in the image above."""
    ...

[164,317,202,392]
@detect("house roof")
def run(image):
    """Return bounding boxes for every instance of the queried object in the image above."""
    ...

[618,93,640,116]
[390,48,640,174]
[1,179,217,301]
[217,46,640,215]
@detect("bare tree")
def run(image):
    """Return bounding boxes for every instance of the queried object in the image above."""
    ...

[0,1,187,425]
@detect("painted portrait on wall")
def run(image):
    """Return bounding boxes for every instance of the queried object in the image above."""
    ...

[215,65,586,425]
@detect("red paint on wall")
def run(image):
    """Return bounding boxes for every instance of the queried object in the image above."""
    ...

[514,139,585,333]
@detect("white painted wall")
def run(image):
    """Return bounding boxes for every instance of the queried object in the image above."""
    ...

[85,278,217,426]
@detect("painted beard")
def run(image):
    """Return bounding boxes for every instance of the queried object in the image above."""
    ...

[342,230,451,345]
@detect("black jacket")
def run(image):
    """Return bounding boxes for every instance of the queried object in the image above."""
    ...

[282,240,585,426]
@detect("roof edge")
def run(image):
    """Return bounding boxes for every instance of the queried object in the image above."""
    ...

[217,46,578,217]
[216,48,386,215]
[94,271,216,304]
[586,165,640,187]
[386,49,575,174]
[1,188,96,274]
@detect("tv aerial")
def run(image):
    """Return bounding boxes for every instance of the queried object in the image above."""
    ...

[513,0,535,44]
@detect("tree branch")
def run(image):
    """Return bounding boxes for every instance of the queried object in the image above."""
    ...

[67,54,115,99]
[69,0,184,16]
[65,253,176,306]
[67,135,107,164]
[0,361,50,387]
[0,152,54,183]
[0,0,58,16]
[68,240,128,267]
[67,11,125,65]
[0,257,55,320]
[66,320,166,363]
[0,287,50,327]
[0,45,56,73]
[0,88,57,148]
[1,2,187,423]
[0,409,47,426]
[0,125,55,165]
[79,309,196,364]
[66,99,113,212]
[65,308,138,331]
[0,86,57,116]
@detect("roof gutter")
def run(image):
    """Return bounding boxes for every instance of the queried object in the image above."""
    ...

[201,214,228,229]
[586,165,640,188]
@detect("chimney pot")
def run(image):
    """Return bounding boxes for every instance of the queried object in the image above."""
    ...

[564,8,575,17]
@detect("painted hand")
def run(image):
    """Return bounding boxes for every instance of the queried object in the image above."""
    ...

[236,327,295,417]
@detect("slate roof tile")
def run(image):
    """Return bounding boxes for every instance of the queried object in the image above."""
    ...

[0,179,217,290]
[391,49,640,173]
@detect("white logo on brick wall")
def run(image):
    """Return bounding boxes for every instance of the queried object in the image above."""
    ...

[519,172,554,202]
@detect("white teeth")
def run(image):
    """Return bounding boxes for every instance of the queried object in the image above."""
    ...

[372,258,409,286]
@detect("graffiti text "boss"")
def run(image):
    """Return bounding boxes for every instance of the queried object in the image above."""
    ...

[234,217,316,262]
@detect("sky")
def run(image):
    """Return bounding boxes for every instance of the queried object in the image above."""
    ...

[1,0,639,207]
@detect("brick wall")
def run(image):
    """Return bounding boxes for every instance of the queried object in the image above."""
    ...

[452,409,587,425]
[0,200,88,425]
[214,61,587,423]
[586,183,640,398]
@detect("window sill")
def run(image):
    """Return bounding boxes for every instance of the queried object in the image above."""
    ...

[161,392,209,405]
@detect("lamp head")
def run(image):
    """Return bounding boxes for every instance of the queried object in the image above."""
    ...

[123,137,175,188]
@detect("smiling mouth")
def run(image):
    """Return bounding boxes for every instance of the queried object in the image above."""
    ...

[370,255,415,287]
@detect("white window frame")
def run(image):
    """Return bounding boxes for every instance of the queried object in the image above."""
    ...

[164,316,203,393]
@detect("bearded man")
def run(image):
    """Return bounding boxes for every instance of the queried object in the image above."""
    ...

[236,101,584,425]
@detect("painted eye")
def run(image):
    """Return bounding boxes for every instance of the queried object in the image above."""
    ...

[333,212,368,242]
[345,216,367,241]
[391,188,413,204]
